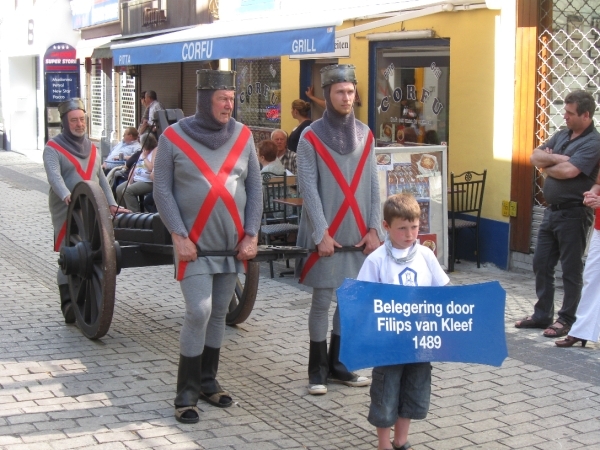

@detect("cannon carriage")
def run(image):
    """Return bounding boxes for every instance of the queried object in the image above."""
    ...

[58,180,307,339]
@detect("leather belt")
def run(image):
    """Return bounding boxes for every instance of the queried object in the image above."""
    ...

[549,201,585,211]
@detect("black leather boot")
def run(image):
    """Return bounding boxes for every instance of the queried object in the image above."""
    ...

[199,346,232,407]
[308,340,328,394]
[174,354,202,423]
[59,284,75,324]
[328,333,370,387]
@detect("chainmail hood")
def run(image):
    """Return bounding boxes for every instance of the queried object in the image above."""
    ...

[310,84,364,155]
[178,90,236,150]
[53,113,92,159]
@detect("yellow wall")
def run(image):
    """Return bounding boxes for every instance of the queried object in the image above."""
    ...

[280,8,510,222]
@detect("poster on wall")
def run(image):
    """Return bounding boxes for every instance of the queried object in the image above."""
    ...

[375,145,447,267]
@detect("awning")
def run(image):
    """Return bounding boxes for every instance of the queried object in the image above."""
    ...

[91,41,114,59]
[111,15,341,66]
[75,35,120,59]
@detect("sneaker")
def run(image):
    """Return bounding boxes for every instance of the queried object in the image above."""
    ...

[329,375,371,387]
[308,384,327,395]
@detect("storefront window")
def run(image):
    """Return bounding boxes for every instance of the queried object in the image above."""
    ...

[372,42,449,147]
[234,58,281,143]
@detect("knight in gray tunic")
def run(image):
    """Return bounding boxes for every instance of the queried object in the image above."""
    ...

[42,98,119,324]
[296,65,383,395]
[153,70,262,424]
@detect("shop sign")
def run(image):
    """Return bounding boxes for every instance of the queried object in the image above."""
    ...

[70,0,119,30]
[44,43,78,73]
[46,73,78,103]
[113,26,335,65]
[290,35,350,59]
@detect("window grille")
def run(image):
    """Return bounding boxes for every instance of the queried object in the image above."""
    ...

[535,0,600,207]
[90,62,104,140]
[119,74,136,136]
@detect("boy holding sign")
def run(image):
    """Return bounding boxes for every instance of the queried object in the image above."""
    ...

[357,193,449,450]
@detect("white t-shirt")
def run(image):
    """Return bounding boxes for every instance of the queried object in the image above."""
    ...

[133,151,154,183]
[357,243,449,287]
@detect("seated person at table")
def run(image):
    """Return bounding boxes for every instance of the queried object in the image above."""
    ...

[357,193,449,450]
[102,127,141,173]
[258,139,293,176]
[116,133,157,213]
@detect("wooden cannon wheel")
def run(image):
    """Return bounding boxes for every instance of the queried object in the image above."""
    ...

[59,181,117,340]
[226,261,260,325]
[59,181,262,338]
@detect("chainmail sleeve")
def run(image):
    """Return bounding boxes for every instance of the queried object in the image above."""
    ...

[43,146,70,201]
[153,135,189,238]
[297,134,329,244]
[97,166,117,207]
[367,138,384,241]
[243,144,263,237]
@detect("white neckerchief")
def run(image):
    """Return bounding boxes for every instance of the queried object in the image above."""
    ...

[385,236,418,265]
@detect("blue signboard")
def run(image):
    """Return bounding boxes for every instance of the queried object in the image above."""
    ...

[112,26,335,66]
[337,279,508,370]
[46,73,79,103]
[71,0,119,29]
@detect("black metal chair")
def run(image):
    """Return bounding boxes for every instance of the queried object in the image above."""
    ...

[260,172,299,278]
[448,170,487,272]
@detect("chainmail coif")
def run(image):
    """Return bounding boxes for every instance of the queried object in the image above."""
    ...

[52,114,92,159]
[309,85,365,155]
[178,90,236,150]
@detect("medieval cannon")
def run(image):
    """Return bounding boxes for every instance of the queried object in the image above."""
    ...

[57,180,308,340]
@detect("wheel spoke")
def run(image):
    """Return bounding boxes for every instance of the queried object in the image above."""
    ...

[71,208,86,241]
[91,266,103,318]
[71,276,85,321]
[81,197,94,242]
[84,279,94,323]
[229,296,239,312]
[68,234,82,246]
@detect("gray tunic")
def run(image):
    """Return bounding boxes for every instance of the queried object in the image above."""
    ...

[295,123,382,288]
[43,140,117,250]
[153,122,262,279]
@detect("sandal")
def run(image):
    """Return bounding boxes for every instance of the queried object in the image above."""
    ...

[199,390,233,408]
[392,441,413,450]
[514,316,551,329]
[543,320,570,338]
[174,405,200,424]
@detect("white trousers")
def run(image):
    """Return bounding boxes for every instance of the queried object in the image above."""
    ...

[570,229,600,342]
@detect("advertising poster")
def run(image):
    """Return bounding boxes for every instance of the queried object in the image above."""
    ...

[376,145,447,268]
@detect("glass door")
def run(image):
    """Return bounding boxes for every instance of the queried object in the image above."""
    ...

[370,40,450,148]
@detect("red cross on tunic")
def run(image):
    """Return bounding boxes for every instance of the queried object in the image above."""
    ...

[164,126,251,281]
[47,141,97,252]
[299,130,374,282]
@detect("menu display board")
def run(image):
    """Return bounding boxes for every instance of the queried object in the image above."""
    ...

[375,145,448,268]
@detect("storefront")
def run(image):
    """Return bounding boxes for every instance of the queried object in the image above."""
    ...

[109,0,519,269]
[280,1,514,269]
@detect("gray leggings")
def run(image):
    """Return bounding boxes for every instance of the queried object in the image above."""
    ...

[179,273,238,357]
[308,287,341,342]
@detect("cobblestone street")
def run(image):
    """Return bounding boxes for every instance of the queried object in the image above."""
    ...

[2,150,600,450]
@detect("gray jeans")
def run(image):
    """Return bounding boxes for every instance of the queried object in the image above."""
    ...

[532,206,593,326]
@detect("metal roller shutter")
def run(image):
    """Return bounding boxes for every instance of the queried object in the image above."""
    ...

[182,61,213,117]
[141,63,182,111]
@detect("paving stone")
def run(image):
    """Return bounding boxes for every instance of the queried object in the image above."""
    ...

[1,150,600,450]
